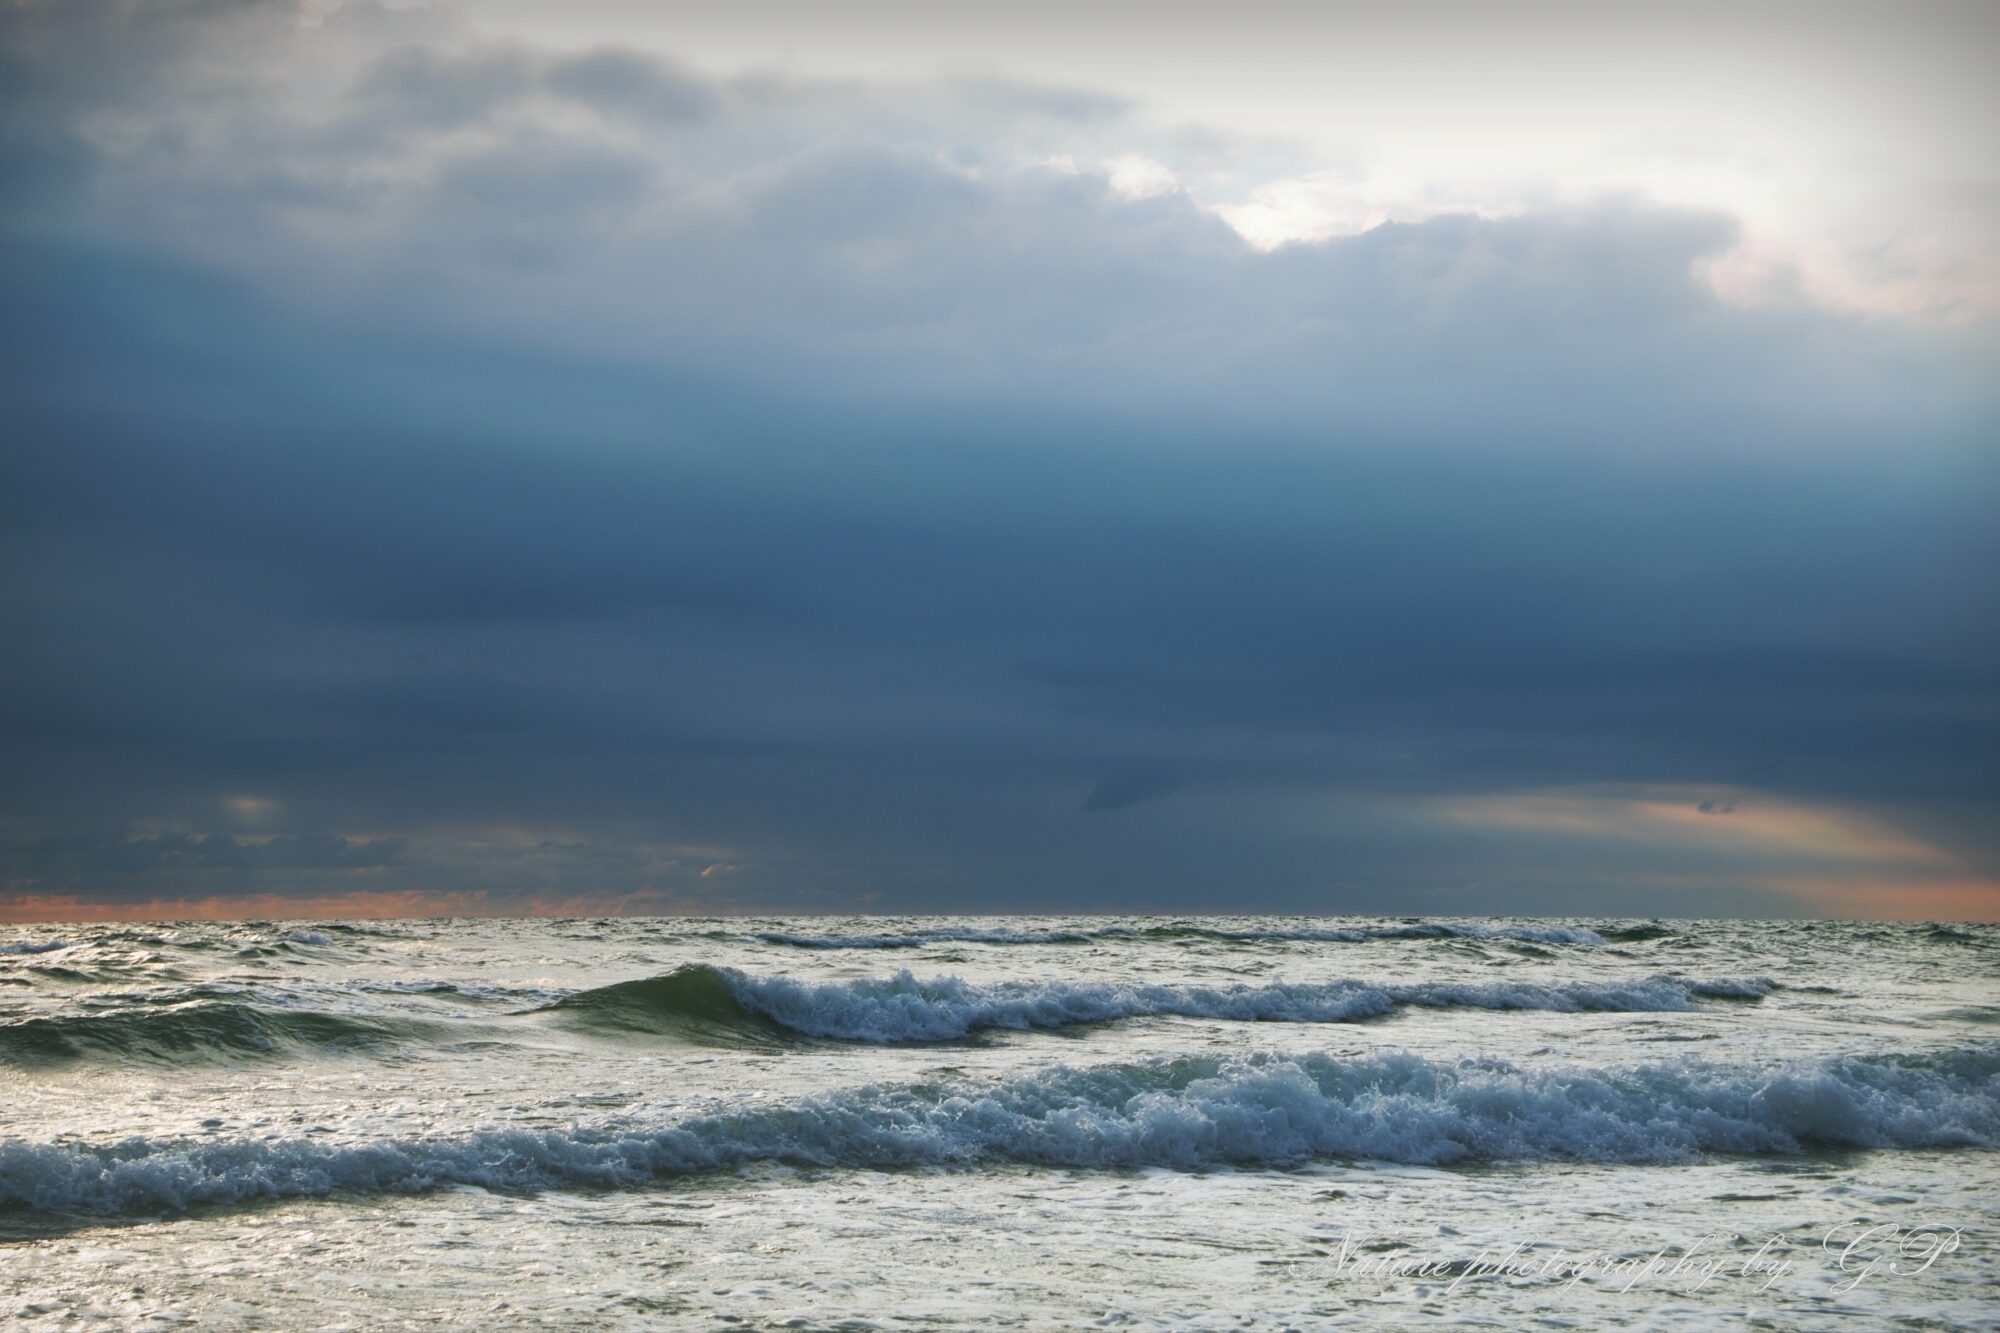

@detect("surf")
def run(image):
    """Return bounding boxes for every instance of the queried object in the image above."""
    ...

[4,1044,1992,1218]
[535,963,1777,1045]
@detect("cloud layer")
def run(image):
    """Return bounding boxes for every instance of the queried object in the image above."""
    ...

[1,1,1995,919]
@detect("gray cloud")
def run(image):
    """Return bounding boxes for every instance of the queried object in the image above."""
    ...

[545,47,715,123]
[1,833,403,880]
[1082,766,1181,815]
[353,42,539,129]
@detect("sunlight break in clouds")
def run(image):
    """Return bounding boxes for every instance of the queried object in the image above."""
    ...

[1436,788,1999,918]
[1442,788,1956,871]
[419,0,2000,321]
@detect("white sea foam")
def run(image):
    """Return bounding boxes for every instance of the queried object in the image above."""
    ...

[753,922,1606,949]
[3,1045,1992,1217]
[754,927,1098,948]
[695,967,1774,1041]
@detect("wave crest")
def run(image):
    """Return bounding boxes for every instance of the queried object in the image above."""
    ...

[0,1002,420,1066]
[543,964,1773,1044]
[4,1045,1992,1217]
[754,922,1606,949]
[538,968,795,1048]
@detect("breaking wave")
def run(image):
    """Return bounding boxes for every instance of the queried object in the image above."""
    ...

[538,969,796,1049]
[542,964,1773,1044]
[4,1045,1993,1217]
[753,922,1607,949]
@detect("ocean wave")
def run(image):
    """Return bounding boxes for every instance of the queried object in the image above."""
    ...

[754,926,1097,948]
[539,970,796,1048]
[542,964,1773,1044]
[1922,924,1993,947]
[0,1002,422,1066]
[0,940,71,956]
[1598,924,1677,943]
[753,922,1606,949]
[4,1045,1993,1217]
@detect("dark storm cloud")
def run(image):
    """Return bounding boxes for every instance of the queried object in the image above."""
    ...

[1083,766,1182,815]
[0,0,1995,916]
[1,832,403,883]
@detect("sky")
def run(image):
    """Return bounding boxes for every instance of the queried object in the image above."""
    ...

[0,0,1995,922]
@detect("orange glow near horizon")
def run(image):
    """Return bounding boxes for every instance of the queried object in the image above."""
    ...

[7,784,1996,924]
[1428,784,2000,921]
[1442,788,1953,867]
[1767,876,2000,922]
[4,880,1997,925]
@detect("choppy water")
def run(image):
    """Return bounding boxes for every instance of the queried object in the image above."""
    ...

[1,916,1995,1329]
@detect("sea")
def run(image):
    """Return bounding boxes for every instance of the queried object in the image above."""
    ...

[1,915,1995,1330]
